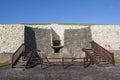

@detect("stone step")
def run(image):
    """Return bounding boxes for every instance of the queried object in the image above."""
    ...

[87,50,94,54]
[98,60,108,62]
[94,56,102,58]
[99,61,110,64]
[15,61,26,66]
[91,53,101,57]
[95,57,105,59]
[13,65,25,68]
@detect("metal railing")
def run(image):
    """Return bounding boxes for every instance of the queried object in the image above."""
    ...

[90,41,115,65]
[82,48,99,67]
[12,43,25,68]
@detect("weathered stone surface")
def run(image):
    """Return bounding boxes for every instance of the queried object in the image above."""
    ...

[0,24,120,61]
[91,25,120,50]
[91,25,120,58]
[0,53,12,62]
[64,27,92,58]
[32,28,53,53]
[51,28,60,41]
[0,24,24,53]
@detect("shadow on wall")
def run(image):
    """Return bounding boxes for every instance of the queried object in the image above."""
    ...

[24,26,37,51]
[24,26,40,57]
[31,28,53,53]
[64,27,92,58]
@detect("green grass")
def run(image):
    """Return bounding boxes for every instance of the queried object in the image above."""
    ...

[115,58,120,64]
[20,23,110,26]
[0,61,10,67]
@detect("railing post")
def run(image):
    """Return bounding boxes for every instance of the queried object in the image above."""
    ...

[11,54,14,68]
[11,43,25,68]
[85,53,88,62]
[112,53,115,66]
[83,57,86,68]
[62,57,64,69]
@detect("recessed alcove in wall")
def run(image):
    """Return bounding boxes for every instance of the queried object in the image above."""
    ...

[52,40,63,53]
[51,28,63,53]
[53,40,61,46]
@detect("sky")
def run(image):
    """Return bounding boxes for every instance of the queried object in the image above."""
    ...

[0,0,120,24]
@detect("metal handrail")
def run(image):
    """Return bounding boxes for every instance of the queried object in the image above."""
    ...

[12,43,25,67]
[82,48,99,67]
[90,41,115,65]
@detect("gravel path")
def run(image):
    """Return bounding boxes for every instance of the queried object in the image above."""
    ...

[0,63,120,80]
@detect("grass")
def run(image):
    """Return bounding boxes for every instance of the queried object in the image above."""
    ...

[0,61,10,67]
[20,23,110,26]
[115,58,120,64]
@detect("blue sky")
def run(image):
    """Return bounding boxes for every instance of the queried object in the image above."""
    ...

[0,0,120,24]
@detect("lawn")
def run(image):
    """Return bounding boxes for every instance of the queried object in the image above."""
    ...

[0,61,10,67]
[115,58,120,64]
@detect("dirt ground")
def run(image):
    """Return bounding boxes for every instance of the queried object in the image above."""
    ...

[0,62,120,80]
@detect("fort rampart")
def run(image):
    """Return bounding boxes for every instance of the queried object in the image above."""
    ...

[0,24,120,62]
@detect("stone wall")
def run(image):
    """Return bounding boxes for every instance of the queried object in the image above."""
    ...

[0,24,24,62]
[25,24,90,58]
[91,25,120,58]
[49,24,89,46]
[32,28,53,53]
[0,53,12,63]
[1,24,120,62]
[0,24,24,53]
[64,27,92,58]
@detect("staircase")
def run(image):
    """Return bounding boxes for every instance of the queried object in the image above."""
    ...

[11,44,33,68]
[82,41,115,68]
